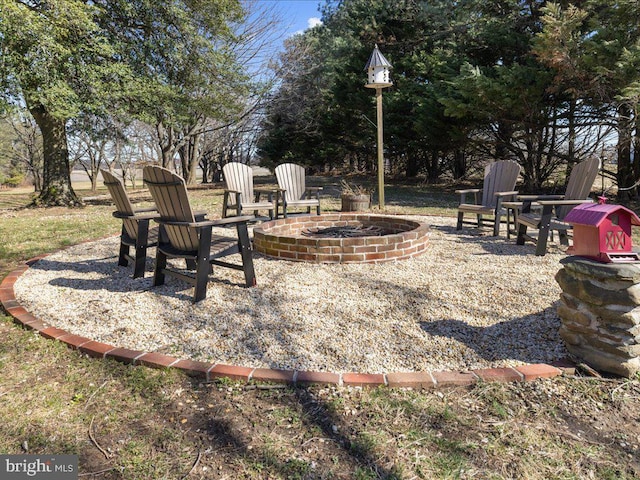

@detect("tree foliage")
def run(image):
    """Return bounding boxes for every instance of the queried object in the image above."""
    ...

[258,0,640,193]
[0,0,120,204]
[0,0,257,204]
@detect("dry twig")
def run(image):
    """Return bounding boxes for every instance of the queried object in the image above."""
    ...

[300,437,334,447]
[88,416,111,459]
[180,450,202,480]
[78,467,115,477]
[577,363,602,378]
[565,375,619,383]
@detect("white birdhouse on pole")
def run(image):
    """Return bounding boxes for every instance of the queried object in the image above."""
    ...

[364,44,393,88]
[364,45,393,210]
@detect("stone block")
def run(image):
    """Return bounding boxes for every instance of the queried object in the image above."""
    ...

[581,335,638,359]
[559,292,580,310]
[561,257,640,284]
[564,342,640,378]
[590,304,640,326]
[558,327,581,346]
[557,267,640,307]
[557,304,592,327]
[556,258,640,378]
[627,284,640,305]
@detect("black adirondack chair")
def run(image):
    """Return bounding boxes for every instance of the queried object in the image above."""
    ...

[101,169,159,278]
[143,166,256,302]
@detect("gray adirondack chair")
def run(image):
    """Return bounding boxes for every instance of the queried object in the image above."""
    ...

[101,169,159,278]
[274,163,322,218]
[516,157,600,256]
[456,160,521,236]
[143,166,256,302]
[222,162,276,219]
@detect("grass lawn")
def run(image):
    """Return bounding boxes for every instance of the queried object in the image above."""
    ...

[1,175,639,479]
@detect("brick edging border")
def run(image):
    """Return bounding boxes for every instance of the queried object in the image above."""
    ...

[0,256,573,388]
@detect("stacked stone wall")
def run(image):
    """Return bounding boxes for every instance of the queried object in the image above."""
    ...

[555,258,640,377]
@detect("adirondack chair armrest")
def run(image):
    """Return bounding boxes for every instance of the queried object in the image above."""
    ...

[519,196,570,214]
[520,199,594,223]
[536,199,593,206]
[113,211,159,221]
[156,215,254,229]
[455,188,481,205]
[305,187,323,192]
[538,199,594,216]
[502,201,522,209]
[493,192,518,215]
[516,194,564,202]
[132,207,158,214]
[209,215,255,227]
[494,190,519,198]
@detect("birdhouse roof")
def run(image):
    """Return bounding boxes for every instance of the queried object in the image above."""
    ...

[564,202,640,227]
[364,44,392,71]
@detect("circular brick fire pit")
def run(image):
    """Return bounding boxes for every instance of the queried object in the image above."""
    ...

[253,214,429,263]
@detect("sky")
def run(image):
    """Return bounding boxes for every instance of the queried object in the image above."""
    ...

[238,0,324,75]
[250,0,323,37]
[276,0,323,36]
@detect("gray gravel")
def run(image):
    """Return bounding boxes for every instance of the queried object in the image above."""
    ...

[13,216,569,374]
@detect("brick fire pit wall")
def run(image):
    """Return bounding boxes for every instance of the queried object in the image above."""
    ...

[253,214,429,264]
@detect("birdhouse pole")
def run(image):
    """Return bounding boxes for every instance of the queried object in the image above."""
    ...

[364,45,393,210]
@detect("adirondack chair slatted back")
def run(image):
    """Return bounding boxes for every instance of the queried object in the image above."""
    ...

[143,166,198,252]
[481,160,521,209]
[101,169,139,240]
[275,163,306,201]
[223,162,254,203]
[557,157,600,220]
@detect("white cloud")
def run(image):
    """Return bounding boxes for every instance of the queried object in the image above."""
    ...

[307,17,322,29]
[292,17,323,37]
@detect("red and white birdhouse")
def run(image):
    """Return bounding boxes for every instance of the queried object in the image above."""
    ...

[565,197,640,263]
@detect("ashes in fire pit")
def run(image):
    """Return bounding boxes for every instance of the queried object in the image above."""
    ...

[302,225,389,238]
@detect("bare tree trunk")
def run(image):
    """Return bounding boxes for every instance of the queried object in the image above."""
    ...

[427,150,440,183]
[617,103,634,200]
[187,133,200,184]
[404,150,420,178]
[633,109,640,184]
[452,149,466,180]
[28,105,81,206]
[495,122,512,160]
[567,100,576,163]
[157,122,175,169]
[565,100,576,183]
[179,134,201,184]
